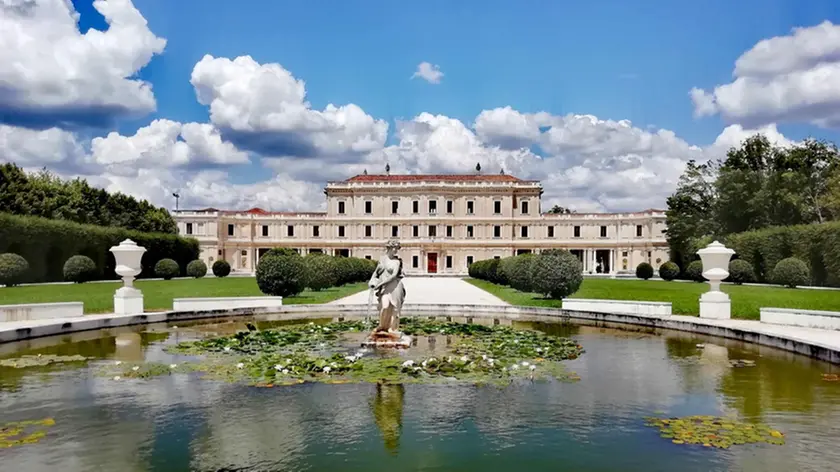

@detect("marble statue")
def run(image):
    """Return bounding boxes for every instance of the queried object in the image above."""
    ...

[364,239,409,347]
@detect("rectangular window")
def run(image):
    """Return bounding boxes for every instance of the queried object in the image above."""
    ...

[446,255,453,269]
[262,225,268,237]
[467,225,474,238]
[446,200,453,214]
[494,201,502,214]
[365,201,372,214]
[412,255,419,268]
[287,225,294,237]
[466,201,474,214]
[548,226,554,238]
[622,251,628,257]
[365,255,371,260]
[521,226,529,238]
[600,226,607,238]
[338,201,345,214]
[186,223,193,235]
[493,225,501,238]
[412,200,419,213]
[574,225,581,238]
[521,201,529,214]
[412,225,419,237]
[636,225,643,237]
[227,224,234,236]
[391,225,398,237]
[494,255,501,259]
[313,225,320,237]
[338,226,345,237]
[429,200,437,214]
[392,201,399,214]
[365,225,372,237]
[466,256,474,266]
[428,225,437,237]
[446,225,453,237]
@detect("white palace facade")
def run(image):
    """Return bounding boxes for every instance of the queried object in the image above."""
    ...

[173,173,669,276]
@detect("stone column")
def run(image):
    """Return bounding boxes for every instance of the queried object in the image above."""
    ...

[591,250,597,274]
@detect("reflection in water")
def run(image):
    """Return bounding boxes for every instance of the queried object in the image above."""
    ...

[370,383,405,454]
[1,315,840,471]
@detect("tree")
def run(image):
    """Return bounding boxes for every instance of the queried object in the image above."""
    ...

[547,205,574,214]
[665,160,717,269]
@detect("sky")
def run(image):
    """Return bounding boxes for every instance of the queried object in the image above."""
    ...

[2,0,840,213]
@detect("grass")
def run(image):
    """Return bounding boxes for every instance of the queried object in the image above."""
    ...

[0,277,368,314]
[466,278,840,320]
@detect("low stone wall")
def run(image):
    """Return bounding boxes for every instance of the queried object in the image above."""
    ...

[561,298,672,316]
[0,302,84,322]
[172,296,283,311]
[760,307,840,331]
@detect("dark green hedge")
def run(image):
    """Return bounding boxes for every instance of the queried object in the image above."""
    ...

[725,221,840,287]
[0,213,199,283]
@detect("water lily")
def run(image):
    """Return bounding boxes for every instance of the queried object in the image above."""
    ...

[481,354,487,360]
[172,326,178,329]
[511,364,519,370]
[536,347,543,352]
[113,376,121,380]
[274,364,283,371]
[344,355,356,362]
[513,339,519,344]
[402,360,414,367]
[115,361,122,366]
[330,362,338,368]
[529,365,536,371]
[286,359,292,364]
[132,366,140,371]
[236,363,244,369]
[521,361,530,367]
[460,355,469,362]
[323,366,332,374]
[223,346,231,352]
[169,364,177,369]
[281,369,289,374]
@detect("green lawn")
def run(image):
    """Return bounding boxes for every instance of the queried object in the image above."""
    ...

[466,278,840,320]
[0,277,368,314]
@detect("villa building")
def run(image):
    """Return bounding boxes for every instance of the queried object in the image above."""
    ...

[173,172,669,276]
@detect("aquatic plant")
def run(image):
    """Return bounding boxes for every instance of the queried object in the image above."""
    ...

[644,415,785,449]
[0,418,55,449]
[0,354,88,368]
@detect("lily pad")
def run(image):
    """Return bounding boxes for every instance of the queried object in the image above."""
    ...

[644,415,785,449]
[0,354,88,369]
[0,418,55,449]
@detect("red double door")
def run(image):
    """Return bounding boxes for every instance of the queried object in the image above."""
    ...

[427,253,438,273]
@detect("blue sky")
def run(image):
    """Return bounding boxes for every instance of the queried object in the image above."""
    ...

[3,0,840,211]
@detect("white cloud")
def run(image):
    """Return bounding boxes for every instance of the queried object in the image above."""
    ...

[0,0,166,128]
[90,119,249,176]
[411,62,444,84]
[690,21,840,128]
[0,124,86,168]
[190,55,388,158]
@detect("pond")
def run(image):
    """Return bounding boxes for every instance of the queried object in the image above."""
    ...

[1,314,839,472]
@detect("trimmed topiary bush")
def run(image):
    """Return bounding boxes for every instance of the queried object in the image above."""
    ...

[186,259,207,278]
[264,247,300,258]
[636,262,654,280]
[0,253,29,287]
[63,255,97,283]
[256,255,307,297]
[212,259,231,277]
[303,254,338,291]
[529,250,584,299]
[685,260,704,282]
[659,261,679,281]
[468,258,503,284]
[727,259,755,285]
[154,258,180,280]
[507,254,536,293]
[770,257,810,288]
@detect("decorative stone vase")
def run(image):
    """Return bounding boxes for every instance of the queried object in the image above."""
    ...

[110,239,146,315]
[696,241,735,320]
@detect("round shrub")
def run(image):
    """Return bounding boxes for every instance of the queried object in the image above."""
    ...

[635,262,654,280]
[63,255,97,283]
[186,259,207,278]
[303,254,339,291]
[727,259,756,285]
[0,253,29,287]
[685,260,704,282]
[507,254,536,293]
[659,261,679,281]
[529,250,584,299]
[154,258,180,280]
[212,259,231,278]
[264,247,300,258]
[256,255,307,297]
[771,257,810,288]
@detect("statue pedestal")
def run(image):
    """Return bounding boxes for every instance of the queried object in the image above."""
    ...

[362,330,412,349]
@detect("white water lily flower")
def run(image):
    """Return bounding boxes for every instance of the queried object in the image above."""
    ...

[536,347,542,352]
[421,360,427,367]
[132,366,140,371]
[172,326,178,329]
[402,360,414,367]
[345,356,356,362]
[521,361,529,367]
[274,364,283,371]
[330,362,338,368]
[169,364,177,369]
[502,367,507,371]
[309,322,315,325]
[481,355,487,360]
[447,357,452,363]
[115,361,122,366]
[511,364,519,370]
[236,363,245,369]
[460,355,469,362]
[113,376,121,381]
[428,357,437,363]
[323,366,332,373]
[286,359,292,364]
[414,367,421,371]
[282,369,289,374]
[514,339,519,344]
[324,328,330,332]
[529,365,537,371]
[223,347,232,352]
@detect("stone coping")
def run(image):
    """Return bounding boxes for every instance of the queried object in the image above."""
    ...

[761,307,840,318]
[172,296,282,302]
[0,303,838,365]
[0,302,84,308]
[563,298,671,306]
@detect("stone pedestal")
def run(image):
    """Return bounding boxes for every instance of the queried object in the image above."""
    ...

[362,331,412,349]
[699,290,731,320]
[114,286,144,316]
